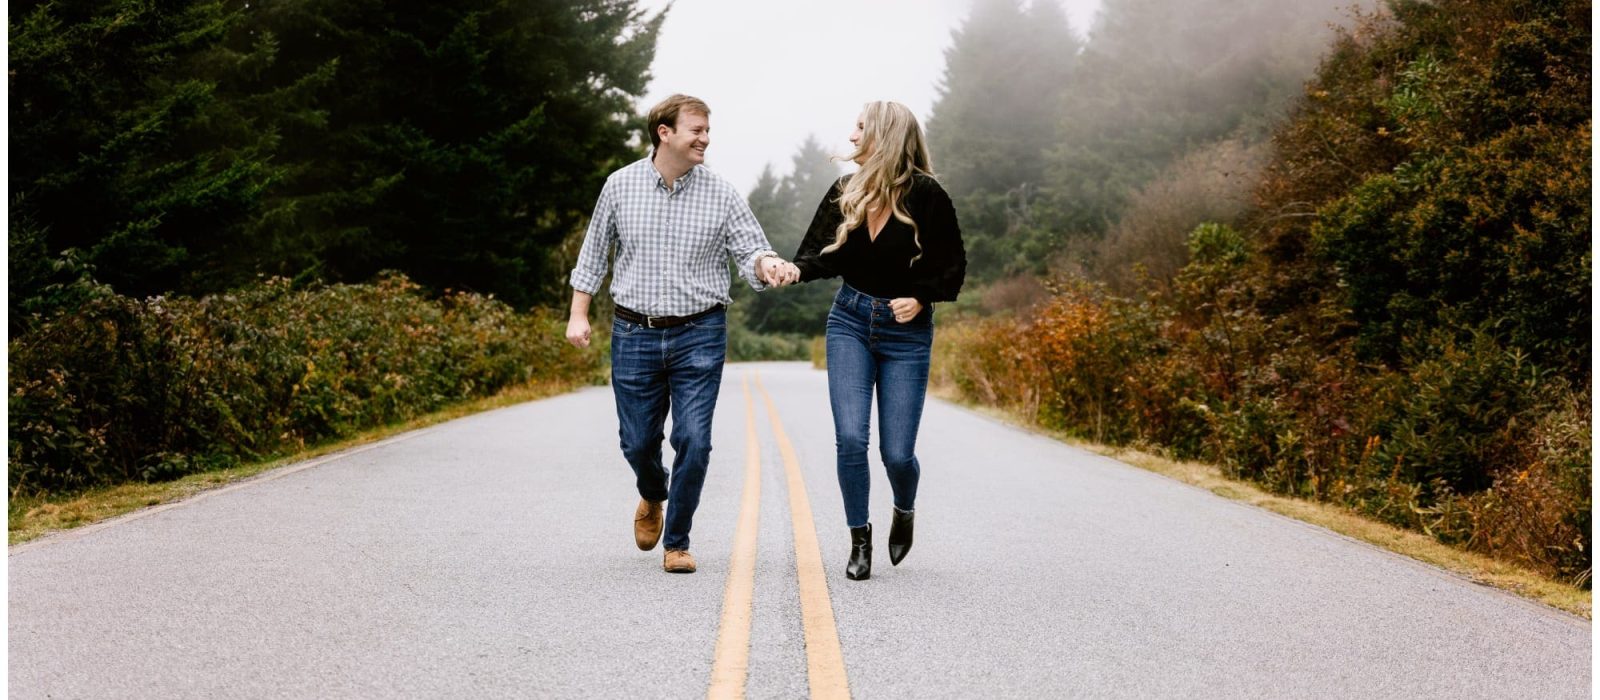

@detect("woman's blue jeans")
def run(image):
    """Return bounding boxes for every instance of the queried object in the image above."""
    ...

[826,283,933,529]
[610,308,727,551]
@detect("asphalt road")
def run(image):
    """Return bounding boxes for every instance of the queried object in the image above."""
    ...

[10,361,1590,698]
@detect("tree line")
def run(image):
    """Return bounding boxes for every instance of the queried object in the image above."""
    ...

[10,0,665,334]
[8,0,664,493]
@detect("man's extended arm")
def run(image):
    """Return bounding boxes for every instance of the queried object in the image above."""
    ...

[723,189,794,289]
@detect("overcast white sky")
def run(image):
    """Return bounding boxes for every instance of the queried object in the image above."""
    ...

[635,0,1102,194]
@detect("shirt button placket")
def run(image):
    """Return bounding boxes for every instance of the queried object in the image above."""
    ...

[659,192,669,314]
[662,195,673,372]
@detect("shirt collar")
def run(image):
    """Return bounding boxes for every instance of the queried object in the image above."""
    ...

[647,157,696,194]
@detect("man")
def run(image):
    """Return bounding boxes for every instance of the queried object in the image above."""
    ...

[567,94,800,574]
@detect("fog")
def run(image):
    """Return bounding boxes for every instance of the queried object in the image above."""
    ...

[635,0,1102,193]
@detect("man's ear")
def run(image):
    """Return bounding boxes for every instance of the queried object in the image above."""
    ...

[656,123,673,144]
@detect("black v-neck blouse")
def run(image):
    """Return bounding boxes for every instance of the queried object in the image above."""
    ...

[792,174,967,307]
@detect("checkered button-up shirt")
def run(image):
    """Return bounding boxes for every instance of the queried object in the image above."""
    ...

[570,157,776,317]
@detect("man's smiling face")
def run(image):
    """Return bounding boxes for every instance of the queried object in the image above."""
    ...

[659,109,710,166]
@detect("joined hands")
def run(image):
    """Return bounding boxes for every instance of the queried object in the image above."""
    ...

[759,256,801,287]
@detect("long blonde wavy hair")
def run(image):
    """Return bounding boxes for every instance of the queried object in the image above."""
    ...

[821,101,934,264]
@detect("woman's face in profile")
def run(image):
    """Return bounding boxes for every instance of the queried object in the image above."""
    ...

[849,111,867,164]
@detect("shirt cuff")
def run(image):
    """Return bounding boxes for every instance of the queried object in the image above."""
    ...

[750,250,779,288]
[570,268,603,296]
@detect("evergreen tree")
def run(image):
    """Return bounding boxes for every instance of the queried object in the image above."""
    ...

[775,136,844,250]
[925,0,1081,280]
[745,165,793,245]
[9,0,665,326]
[736,136,842,336]
[1043,0,1349,241]
[9,0,307,325]
[241,0,664,307]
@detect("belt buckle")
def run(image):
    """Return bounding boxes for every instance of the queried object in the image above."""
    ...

[646,315,662,329]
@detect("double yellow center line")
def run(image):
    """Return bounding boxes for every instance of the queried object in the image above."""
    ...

[708,371,850,699]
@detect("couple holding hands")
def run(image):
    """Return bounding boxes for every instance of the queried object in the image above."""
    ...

[566,94,966,580]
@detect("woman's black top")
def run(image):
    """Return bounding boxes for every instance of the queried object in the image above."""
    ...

[792,174,967,307]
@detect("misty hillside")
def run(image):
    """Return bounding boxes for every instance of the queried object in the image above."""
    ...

[926,0,1366,287]
[929,0,1590,586]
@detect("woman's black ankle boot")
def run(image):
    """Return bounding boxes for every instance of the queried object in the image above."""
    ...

[888,508,914,566]
[847,524,872,580]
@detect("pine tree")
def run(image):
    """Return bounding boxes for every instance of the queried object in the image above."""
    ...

[1043,0,1350,240]
[243,0,665,308]
[9,0,303,324]
[925,0,1082,280]
[9,0,666,324]
[736,136,842,336]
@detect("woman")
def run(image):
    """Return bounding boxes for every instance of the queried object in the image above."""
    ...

[789,101,967,581]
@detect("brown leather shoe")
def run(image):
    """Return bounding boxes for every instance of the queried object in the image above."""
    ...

[663,549,696,573]
[635,499,664,551]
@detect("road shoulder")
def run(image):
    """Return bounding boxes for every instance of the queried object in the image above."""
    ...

[930,390,1592,620]
[9,378,595,548]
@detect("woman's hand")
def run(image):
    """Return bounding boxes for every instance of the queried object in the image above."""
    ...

[759,256,800,287]
[889,297,922,323]
[776,261,800,286]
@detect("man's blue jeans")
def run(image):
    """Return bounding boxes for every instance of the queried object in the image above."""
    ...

[610,308,727,551]
[826,283,933,529]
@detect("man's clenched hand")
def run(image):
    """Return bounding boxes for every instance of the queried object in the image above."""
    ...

[566,315,592,348]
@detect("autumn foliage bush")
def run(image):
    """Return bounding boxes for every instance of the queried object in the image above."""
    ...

[940,251,1588,583]
[952,297,1588,583]
[938,0,1590,584]
[9,273,603,495]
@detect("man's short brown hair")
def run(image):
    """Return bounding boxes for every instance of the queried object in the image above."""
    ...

[647,94,711,150]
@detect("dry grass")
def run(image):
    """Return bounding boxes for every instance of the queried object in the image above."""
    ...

[9,377,591,546]
[929,385,1592,620]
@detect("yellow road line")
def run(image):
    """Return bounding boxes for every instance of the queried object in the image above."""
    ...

[708,373,763,699]
[754,373,851,699]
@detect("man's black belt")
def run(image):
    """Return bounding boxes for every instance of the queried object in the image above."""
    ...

[614,304,724,329]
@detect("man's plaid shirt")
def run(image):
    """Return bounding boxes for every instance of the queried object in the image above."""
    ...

[570,157,775,317]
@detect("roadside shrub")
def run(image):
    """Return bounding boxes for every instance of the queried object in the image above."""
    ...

[977,274,1052,316]
[938,295,1589,582]
[1492,385,1590,583]
[727,324,812,362]
[936,258,1588,583]
[1362,326,1545,497]
[8,273,603,495]
[933,316,1046,421]
[1030,285,1166,444]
